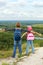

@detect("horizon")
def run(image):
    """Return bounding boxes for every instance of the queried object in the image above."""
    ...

[0,20,43,21]
[0,20,43,24]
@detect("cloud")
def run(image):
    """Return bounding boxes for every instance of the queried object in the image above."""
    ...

[33,1,43,7]
[0,0,43,20]
[0,2,6,9]
[0,0,30,20]
[0,0,6,8]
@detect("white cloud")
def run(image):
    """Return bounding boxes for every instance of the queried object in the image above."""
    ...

[0,0,5,2]
[33,1,43,7]
[0,0,43,20]
[0,0,30,20]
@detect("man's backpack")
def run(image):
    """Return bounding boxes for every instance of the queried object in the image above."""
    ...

[14,29,21,41]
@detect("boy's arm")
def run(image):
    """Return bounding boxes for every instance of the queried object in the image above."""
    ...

[5,28,15,31]
[21,32,27,38]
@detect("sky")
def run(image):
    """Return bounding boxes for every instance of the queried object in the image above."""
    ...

[0,0,43,20]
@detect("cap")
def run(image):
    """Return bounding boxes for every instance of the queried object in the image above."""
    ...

[27,25,32,31]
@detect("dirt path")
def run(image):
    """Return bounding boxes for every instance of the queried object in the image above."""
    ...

[0,47,43,65]
[17,47,43,65]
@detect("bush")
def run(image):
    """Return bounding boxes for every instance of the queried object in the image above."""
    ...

[0,32,14,50]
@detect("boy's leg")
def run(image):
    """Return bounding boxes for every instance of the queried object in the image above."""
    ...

[12,40,17,58]
[26,40,30,55]
[18,40,22,57]
[31,40,35,53]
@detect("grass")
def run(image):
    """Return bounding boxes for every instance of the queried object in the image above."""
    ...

[13,62,17,65]
[0,50,13,58]
[34,40,43,47]
[0,42,30,58]
[2,63,9,65]
[2,62,17,65]
[0,39,43,58]
[32,24,43,27]
[0,42,26,58]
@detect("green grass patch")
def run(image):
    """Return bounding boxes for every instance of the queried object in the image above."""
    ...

[2,63,9,65]
[0,50,13,58]
[0,39,43,58]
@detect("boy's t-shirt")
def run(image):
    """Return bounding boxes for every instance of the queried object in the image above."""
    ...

[14,28,21,41]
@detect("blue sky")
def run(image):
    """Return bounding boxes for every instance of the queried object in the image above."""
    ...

[0,0,43,20]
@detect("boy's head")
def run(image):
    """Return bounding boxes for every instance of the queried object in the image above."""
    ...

[27,25,32,31]
[16,22,21,27]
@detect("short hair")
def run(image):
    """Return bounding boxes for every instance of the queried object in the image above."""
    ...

[16,22,21,27]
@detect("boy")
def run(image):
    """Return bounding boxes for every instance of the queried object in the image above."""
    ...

[4,22,24,58]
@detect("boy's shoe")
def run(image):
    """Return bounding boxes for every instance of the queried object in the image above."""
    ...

[12,55,15,58]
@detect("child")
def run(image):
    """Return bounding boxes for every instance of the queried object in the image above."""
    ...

[21,25,42,55]
[12,22,22,58]
[4,22,26,58]
[1,22,28,58]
